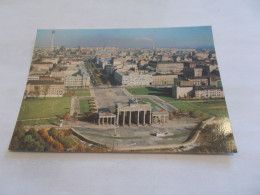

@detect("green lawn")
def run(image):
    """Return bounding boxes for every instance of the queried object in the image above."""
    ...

[79,99,90,113]
[170,101,198,112]
[74,89,91,96]
[18,97,71,120]
[191,100,227,108]
[170,99,228,117]
[199,108,229,117]
[140,98,164,110]
[20,118,61,126]
[127,87,229,118]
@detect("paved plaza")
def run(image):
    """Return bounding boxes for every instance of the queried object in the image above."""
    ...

[72,118,199,151]
[94,87,133,113]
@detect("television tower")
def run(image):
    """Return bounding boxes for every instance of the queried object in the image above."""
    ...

[51,30,55,50]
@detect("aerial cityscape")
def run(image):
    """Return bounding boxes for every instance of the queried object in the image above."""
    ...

[9,27,237,153]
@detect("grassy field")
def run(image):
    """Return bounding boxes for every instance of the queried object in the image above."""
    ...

[127,87,229,118]
[170,99,228,117]
[18,97,71,120]
[20,118,61,126]
[74,89,91,96]
[79,99,90,113]
[140,98,164,110]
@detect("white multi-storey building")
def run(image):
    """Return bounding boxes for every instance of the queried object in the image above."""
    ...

[194,86,224,99]
[64,73,90,88]
[114,71,152,86]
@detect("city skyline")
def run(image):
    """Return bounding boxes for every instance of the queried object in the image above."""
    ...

[35,26,215,49]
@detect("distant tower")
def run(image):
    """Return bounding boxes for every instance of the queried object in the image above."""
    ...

[152,40,158,61]
[51,30,55,50]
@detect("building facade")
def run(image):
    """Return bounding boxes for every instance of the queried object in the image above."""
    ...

[152,74,178,86]
[64,73,90,88]
[172,86,193,99]
[26,80,64,97]
[114,71,152,86]
[194,86,224,99]
[156,62,184,74]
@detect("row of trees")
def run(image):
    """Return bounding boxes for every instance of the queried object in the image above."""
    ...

[9,123,75,152]
[86,60,102,86]
[28,85,51,99]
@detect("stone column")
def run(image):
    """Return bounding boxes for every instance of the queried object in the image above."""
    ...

[163,116,165,125]
[149,110,152,125]
[102,117,104,125]
[143,111,145,125]
[117,110,119,125]
[123,111,125,125]
[129,111,131,126]
[137,111,139,126]
[98,118,100,125]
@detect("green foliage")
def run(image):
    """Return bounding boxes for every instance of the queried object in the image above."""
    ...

[79,99,91,113]
[74,89,91,96]
[18,97,71,120]
[9,122,26,151]
[24,135,44,152]
[48,127,75,149]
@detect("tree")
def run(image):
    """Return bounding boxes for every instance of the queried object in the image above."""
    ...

[46,136,55,145]
[34,86,40,98]
[39,128,49,138]
[169,112,174,120]
[189,110,196,117]
[74,142,85,152]
[106,81,110,86]
[73,112,78,117]
[24,135,44,152]
[48,127,58,138]
[64,112,70,120]
[54,142,64,152]
[43,85,50,98]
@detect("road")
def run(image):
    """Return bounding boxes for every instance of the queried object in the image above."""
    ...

[136,95,178,112]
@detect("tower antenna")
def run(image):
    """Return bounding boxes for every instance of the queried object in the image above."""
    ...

[51,30,55,50]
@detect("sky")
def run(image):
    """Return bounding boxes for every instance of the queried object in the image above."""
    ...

[35,26,215,49]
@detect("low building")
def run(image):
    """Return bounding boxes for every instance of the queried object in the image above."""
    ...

[190,77,209,86]
[183,68,203,78]
[152,74,178,86]
[26,80,64,97]
[28,75,40,81]
[156,62,184,74]
[32,63,54,71]
[64,73,90,88]
[114,71,152,86]
[194,86,224,99]
[172,86,193,99]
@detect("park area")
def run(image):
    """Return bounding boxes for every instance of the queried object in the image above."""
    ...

[74,89,91,96]
[127,87,229,118]
[18,97,71,120]
[79,99,91,113]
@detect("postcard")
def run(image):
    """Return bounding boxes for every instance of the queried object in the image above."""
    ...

[9,26,237,153]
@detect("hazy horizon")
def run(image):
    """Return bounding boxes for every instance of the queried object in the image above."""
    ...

[35,26,215,49]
